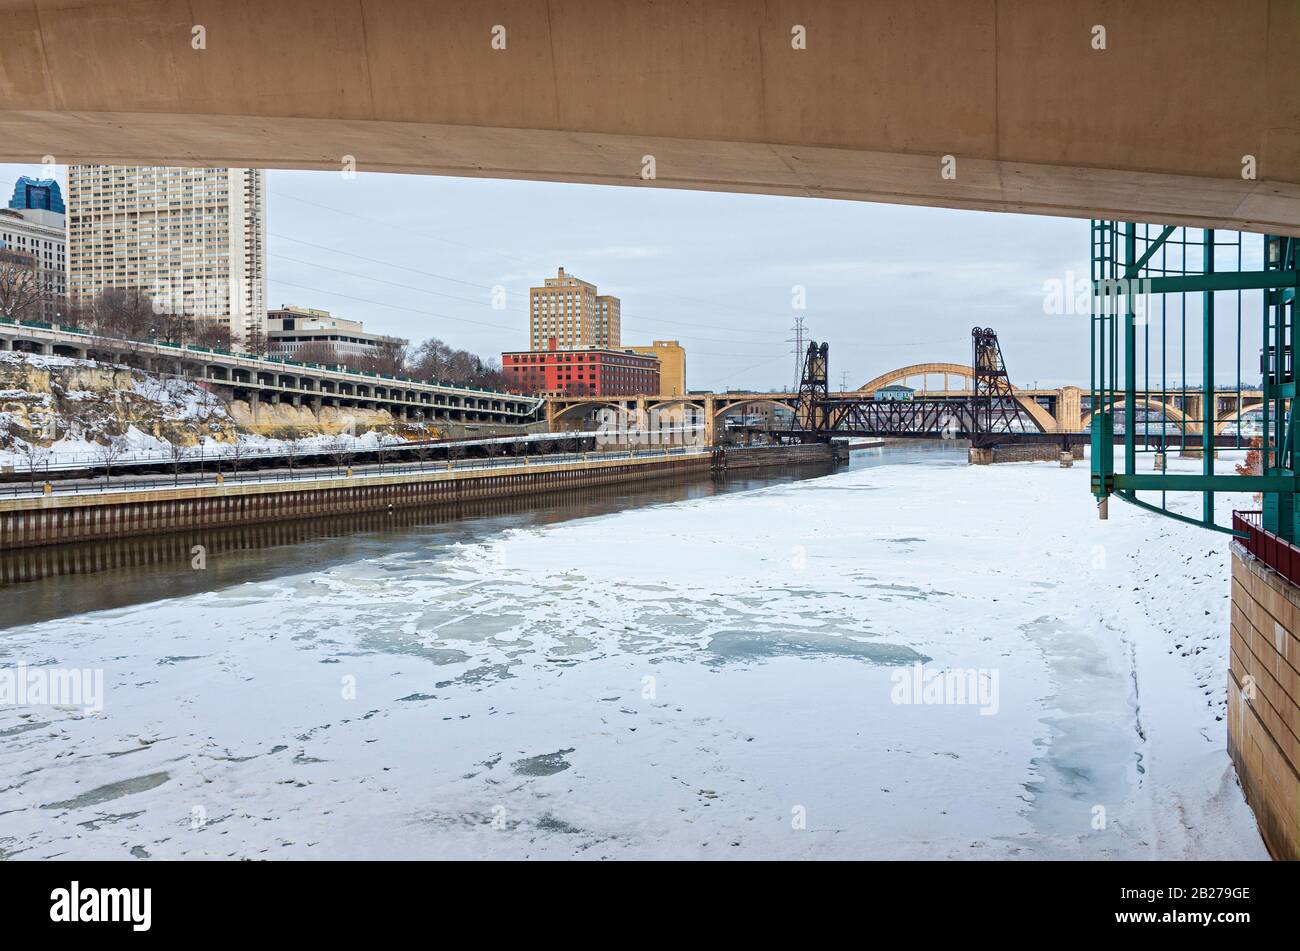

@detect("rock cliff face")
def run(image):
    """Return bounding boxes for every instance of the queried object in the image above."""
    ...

[0,352,238,447]
[0,353,440,455]
[225,399,398,435]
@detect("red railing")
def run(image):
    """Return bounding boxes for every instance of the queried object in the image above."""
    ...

[1233,510,1300,587]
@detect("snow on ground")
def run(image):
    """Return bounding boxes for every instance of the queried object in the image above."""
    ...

[0,351,420,470]
[0,451,1269,859]
[0,351,85,370]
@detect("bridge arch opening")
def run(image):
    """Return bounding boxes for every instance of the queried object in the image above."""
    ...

[858,363,978,394]
[1080,399,1193,435]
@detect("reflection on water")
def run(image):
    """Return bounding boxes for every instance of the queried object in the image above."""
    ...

[0,442,963,629]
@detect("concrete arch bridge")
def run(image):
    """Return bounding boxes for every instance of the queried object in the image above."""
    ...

[546,366,1265,446]
[858,363,1264,439]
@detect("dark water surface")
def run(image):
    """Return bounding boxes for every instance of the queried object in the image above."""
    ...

[0,443,963,629]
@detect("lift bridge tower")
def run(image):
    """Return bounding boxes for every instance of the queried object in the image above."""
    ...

[793,341,830,438]
[971,327,1021,446]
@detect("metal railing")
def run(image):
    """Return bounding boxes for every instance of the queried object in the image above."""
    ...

[2,445,710,501]
[1232,510,1300,587]
[0,429,566,474]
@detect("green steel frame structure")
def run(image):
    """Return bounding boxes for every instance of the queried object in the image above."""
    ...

[1090,223,1299,537]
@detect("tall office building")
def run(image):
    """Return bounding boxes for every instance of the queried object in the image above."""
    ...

[528,267,620,350]
[67,165,267,342]
[596,294,620,349]
[9,176,66,214]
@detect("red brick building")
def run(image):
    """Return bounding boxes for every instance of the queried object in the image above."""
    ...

[502,343,660,397]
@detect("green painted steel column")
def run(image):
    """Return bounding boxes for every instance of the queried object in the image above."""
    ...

[1203,230,1214,521]
[1124,225,1136,485]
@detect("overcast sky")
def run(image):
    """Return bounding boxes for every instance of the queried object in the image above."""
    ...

[2,162,1264,392]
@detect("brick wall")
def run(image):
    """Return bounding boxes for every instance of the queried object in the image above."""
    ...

[1229,543,1300,860]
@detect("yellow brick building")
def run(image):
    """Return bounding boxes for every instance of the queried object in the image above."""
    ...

[625,340,686,396]
[529,267,620,350]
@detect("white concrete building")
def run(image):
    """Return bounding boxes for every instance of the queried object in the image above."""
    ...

[0,207,66,322]
[67,166,267,342]
[267,306,408,361]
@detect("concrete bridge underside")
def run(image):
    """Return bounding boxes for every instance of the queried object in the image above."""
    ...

[0,0,1296,235]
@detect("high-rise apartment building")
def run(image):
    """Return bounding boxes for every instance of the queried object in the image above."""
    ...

[67,165,267,342]
[528,267,620,350]
[596,294,620,349]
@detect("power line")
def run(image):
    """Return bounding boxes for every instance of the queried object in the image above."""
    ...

[277,187,776,322]
[276,190,530,264]
[270,253,497,308]
[272,231,785,338]
[271,279,517,336]
[270,244,780,347]
[270,233,494,290]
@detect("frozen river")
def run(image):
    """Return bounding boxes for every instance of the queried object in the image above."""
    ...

[0,446,1268,859]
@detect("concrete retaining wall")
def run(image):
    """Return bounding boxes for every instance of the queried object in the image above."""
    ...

[715,443,834,470]
[0,454,711,551]
[1229,543,1300,860]
[0,444,835,551]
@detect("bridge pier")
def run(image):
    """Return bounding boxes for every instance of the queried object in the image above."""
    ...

[971,445,1084,465]
[1057,386,1082,434]
[703,395,717,447]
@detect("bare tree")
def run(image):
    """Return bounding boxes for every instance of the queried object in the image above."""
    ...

[411,439,433,472]
[97,436,126,485]
[344,339,408,376]
[328,434,354,476]
[408,337,510,390]
[225,440,248,480]
[0,249,44,321]
[291,341,340,367]
[192,321,234,352]
[242,326,270,357]
[14,440,51,492]
[167,440,191,486]
[85,288,157,366]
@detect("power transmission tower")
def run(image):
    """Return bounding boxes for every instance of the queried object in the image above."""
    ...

[786,314,807,393]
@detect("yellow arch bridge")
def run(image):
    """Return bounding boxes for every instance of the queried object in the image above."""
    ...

[545,364,1263,448]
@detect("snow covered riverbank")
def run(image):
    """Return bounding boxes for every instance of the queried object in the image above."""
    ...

[0,451,1268,859]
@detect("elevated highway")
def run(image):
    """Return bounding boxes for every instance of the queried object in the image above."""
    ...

[0,319,542,426]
